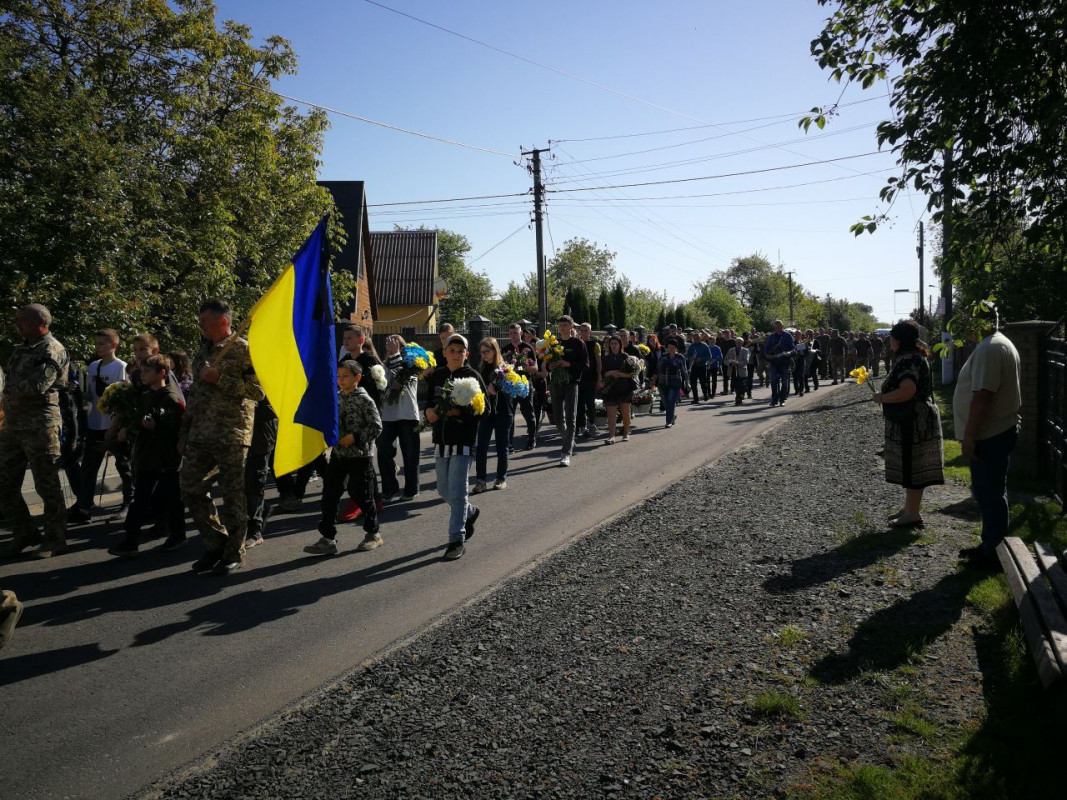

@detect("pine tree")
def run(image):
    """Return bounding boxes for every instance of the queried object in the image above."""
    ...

[611,282,627,328]
[655,307,667,331]
[597,289,611,327]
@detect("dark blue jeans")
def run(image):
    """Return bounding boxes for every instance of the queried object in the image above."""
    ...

[768,359,790,404]
[970,425,1019,557]
[378,419,421,496]
[477,404,514,482]
[663,387,681,424]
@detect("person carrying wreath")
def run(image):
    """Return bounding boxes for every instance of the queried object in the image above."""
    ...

[873,319,944,528]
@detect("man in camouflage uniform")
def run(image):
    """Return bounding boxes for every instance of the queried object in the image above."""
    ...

[179,299,264,576]
[0,304,71,558]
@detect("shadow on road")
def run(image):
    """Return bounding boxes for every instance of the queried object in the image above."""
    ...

[0,642,120,688]
[132,544,443,645]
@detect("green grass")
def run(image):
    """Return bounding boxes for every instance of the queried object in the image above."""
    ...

[964,575,1010,619]
[778,625,810,647]
[748,689,803,719]
[942,439,970,484]
[884,704,939,742]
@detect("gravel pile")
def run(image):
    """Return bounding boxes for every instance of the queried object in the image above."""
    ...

[144,386,988,799]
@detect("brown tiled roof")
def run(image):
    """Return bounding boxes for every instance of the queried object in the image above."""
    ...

[369,230,438,306]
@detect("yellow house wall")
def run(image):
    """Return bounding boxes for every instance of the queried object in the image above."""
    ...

[371,305,437,334]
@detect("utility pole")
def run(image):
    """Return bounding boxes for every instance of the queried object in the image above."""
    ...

[784,270,795,327]
[917,221,925,327]
[941,149,955,383]
[522,146,550,332]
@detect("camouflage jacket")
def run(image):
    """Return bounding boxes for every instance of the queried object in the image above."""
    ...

[181,334,264,447]
[2,333,69,428]
[335,386,382,459]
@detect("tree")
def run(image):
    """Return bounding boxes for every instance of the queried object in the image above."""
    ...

[597,289,611,328]
[807,0,1067,262]
[710,253,791,330]
[492,280,537,327]
[611,282,627,328]
[547,237,617,299]
[655,307,667,332]
[690,281,752,331]
[0,0,342,361]
[587,300,599,330]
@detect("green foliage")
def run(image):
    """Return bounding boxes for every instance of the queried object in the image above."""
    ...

[0,0,335,360]
[690,281,752,331]
[777,625,810,648]
[547,237,616,300]
[492,280,536,327]
[809,0,1067,255]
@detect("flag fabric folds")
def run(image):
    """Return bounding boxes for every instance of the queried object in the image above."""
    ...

[248,217,339,475]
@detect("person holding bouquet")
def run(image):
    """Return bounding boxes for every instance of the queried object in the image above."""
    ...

[472,338,514,493]
[540,315,587,467]
[379,335,422,501]
[599,336,635,444]
[425,334,487,561]
[502,323,538,450]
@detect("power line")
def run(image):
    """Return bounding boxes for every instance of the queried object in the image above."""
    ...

[363,0,704,123]
[14,6,517,159]
[368,191,530,207]
[468,223,530,265]
[551,94,890,143]
[547,122,878,182]
[547,152,886,194]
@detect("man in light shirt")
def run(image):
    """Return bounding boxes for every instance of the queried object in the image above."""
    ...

[953,308,1022,567]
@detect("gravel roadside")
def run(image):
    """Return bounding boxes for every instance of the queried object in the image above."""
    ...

[142,385,987,799]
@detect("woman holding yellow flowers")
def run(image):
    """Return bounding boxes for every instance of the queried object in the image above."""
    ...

[871,320,944,527]
[473,338,514,494]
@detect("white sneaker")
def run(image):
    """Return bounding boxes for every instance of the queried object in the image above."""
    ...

[621,434,630,442]
[560,455,571,467]
[303,536,338,556]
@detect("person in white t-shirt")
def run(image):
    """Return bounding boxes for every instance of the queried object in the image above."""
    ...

[69,329,131,523]
[952,308,1022,567]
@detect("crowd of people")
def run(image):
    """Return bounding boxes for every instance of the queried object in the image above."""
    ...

[0,302,1025,649]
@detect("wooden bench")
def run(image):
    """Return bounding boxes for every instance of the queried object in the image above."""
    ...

[997,537,1067,687]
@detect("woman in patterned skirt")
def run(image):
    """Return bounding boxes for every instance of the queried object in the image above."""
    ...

[873,319,944,527]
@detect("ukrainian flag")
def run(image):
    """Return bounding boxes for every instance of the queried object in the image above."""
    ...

[248,217,339,475]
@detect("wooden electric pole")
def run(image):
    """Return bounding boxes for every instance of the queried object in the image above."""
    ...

[522,146,550,332]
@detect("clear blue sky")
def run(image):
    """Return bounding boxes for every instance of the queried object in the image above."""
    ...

[215,0,933,324]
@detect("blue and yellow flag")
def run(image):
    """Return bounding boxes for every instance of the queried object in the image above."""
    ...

[248,217,339,475]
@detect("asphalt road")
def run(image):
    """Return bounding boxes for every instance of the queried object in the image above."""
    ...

[0,383,839,800]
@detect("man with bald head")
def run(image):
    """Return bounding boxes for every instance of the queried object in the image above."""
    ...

[0,304,71,558]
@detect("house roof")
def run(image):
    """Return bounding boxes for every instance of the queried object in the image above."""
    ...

[369,230,438,306]
[317,180,378,319]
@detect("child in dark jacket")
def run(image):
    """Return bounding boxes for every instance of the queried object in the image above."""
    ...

[304,360,383,556]
[108,355,186,557]
[424,334,487,561]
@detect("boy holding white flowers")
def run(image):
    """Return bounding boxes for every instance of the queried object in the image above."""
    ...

[425,334,487,561]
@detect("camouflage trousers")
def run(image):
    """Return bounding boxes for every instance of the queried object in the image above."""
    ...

[0,423,67,550]
[180,439,249,561]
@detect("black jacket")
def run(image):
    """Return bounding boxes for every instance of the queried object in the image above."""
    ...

[425,365,486,448]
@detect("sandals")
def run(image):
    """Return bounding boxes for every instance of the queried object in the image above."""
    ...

[889,513,925,529]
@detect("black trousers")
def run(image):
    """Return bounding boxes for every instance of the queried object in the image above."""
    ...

[576,380,598,430]
[319,455,378,539]
[77,430,132,509]
[124,469,184,543]
[689,363,709,400]
[708,366,719,397]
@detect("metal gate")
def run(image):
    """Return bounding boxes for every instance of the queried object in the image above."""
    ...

[1041,317,1066,512]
